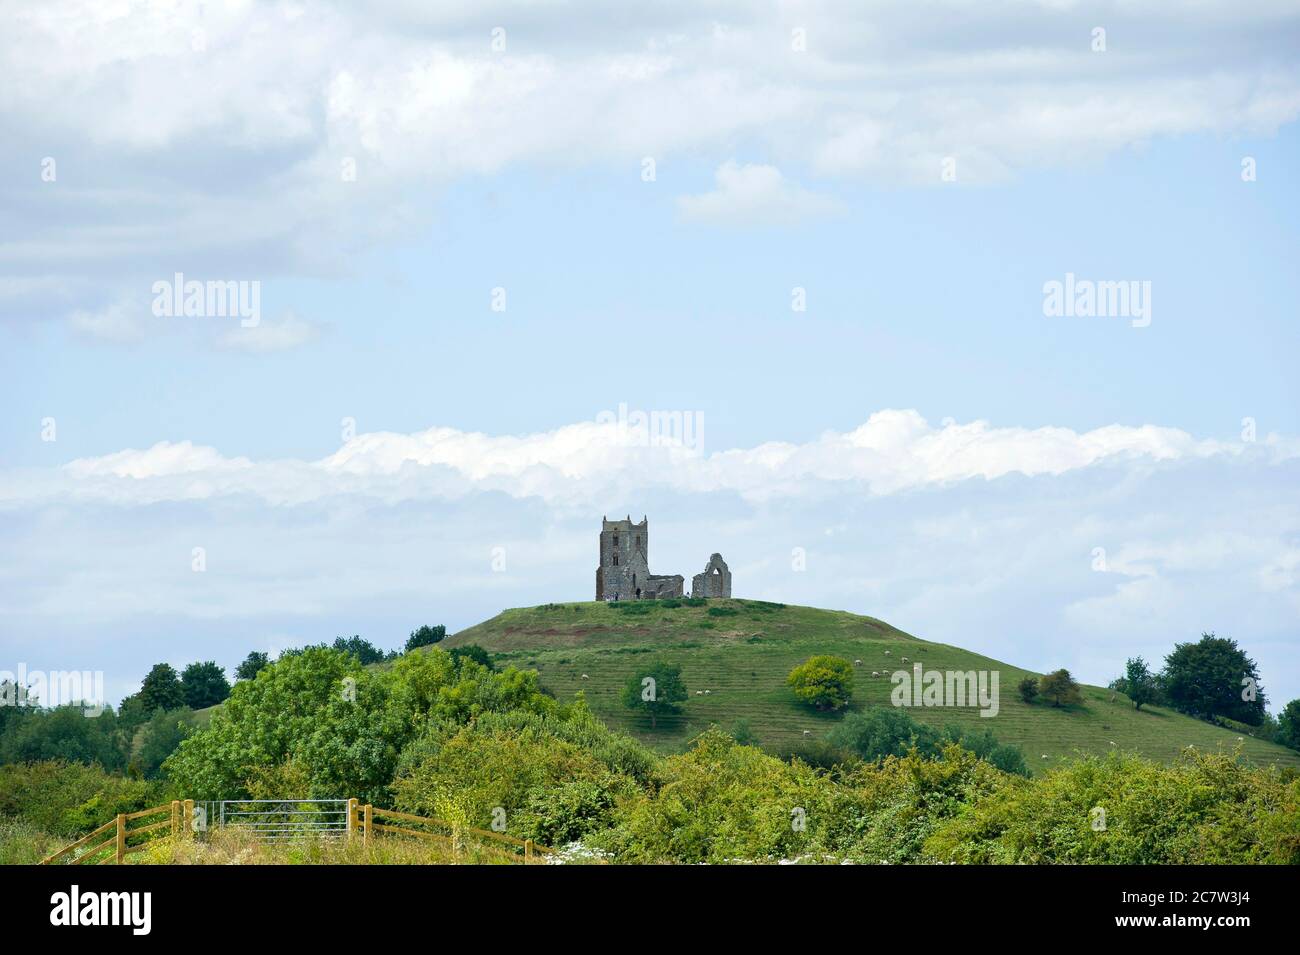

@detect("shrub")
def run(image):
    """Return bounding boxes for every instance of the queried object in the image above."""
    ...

[707,606,738,617]
[405,625,447,652]
[925,748,1300,864]
[1017,677,1039,704]
[1039,669,1083,708]
[0,761,166,837]
[619,662,687,730]
[787,656,855,711]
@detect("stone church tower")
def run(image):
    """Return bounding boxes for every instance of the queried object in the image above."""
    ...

[596,516,684,600]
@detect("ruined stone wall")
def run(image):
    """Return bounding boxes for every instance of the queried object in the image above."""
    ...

[691,553,732,598]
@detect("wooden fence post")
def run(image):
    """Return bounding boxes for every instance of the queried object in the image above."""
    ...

[115,814,126,864]
[183,799,195,837]
[524,839,534,864]
[347,798,358,842]
[170,800,180,837]
[363,804,372,847]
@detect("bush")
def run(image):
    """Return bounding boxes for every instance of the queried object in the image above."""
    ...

[787,656,855,711]
[1039,669,1083,708]
[925,748,1300,864]
[392,705,644,846]
[707,606,738,617]
[1017,677,1039,704]
[405,625,447,652]
[0,761,166,837]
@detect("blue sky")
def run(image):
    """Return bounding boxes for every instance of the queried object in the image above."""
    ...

[1,1,1297,710]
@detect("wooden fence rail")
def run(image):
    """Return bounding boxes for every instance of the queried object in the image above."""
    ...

[348,798,553,863]
[40,797,560,865]
[40,800,192,866]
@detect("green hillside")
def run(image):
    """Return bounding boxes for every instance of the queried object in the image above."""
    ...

[443,599,1300,772]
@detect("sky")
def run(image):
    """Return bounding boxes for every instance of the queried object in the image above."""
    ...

[1,0,1298,710]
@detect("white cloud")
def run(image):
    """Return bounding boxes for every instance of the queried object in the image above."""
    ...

[68,300,155,344]
[5,410,1292,510]
[3,0,1298,325]
[676,161,843,226]
[216,311,322,353]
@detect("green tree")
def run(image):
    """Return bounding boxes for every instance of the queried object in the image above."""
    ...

[235,651,270,681]
[786,655,855,711]
[181,661,231,709]
[827,707,938,761]
[137,707,197,778]
[1017,677,1039,704]
[1162,633,1266,725]
[330,635,394,665]
[1038,669,1083,708]
[1123,656,1158,711]
[447,644,493,670]
[405,625,447,652]
[139,663,185,713]
[1276,699,1300,752]
[620,662,687,730]
[0,704,125,770]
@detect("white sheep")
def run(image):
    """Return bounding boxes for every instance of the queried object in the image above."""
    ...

[1108,741,1116,746]
[872,671,880,678]
[884,650,891,656]
[901,656,909,664]
[854,659,862,666]
[1041,754,1049,759]
[704,689,711,695]
[803,730,812,737]
[581,673,589,680]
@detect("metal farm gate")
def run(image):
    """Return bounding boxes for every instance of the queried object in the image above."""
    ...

[208,799,351,842]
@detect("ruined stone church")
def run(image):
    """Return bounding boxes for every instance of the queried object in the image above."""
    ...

[595,516,732,601]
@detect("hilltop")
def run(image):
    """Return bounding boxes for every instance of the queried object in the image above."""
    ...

[443,599,1300,770]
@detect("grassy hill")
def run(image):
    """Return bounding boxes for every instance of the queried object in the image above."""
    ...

[444,598,1300,772]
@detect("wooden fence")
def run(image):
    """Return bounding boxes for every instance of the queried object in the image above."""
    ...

[348,799,554,864]
[40,799,195,865]
[40,797,558,865]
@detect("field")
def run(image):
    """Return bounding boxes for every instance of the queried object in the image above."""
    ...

[443,599,1300,771]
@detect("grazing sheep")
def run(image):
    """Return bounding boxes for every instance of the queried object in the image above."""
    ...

[1108,741,1116,746]
[854,659,862,666]
[695,690,703,695]
[901,656,909,664]
[803,730,812,737]
[705,689,711,695]
[872,671,880,678]
[884,650,891,655]
[1041,754,1050,759]
[581,673,589,680]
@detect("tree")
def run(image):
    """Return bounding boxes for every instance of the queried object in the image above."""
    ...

[405,625,447,653]
[1038,669,1083,708]
[181,661,231,709]
[786,655,855,711]
[1017,677,1039,704]
[139,663,185,713]
[447,644,493,670]
[137,707,197,778]
[1162,633,1267,725]
[235,651,270,681]
[620,662,687,729]
[1277,700,1300,752]
[1123,656,1158,711]
[330,635,394,665]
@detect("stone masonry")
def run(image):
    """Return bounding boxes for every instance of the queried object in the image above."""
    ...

[595,516,730,600]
